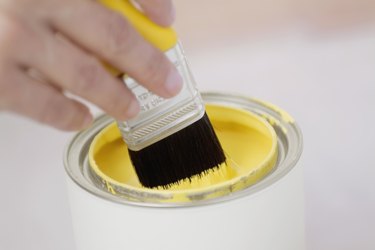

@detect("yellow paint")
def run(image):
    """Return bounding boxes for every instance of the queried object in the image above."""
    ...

[89,105,278,203]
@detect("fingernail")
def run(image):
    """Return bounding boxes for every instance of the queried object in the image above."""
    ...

[125,100,140,119]
[165,69,183,96]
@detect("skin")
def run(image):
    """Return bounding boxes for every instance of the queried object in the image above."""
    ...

[0,0,182,131]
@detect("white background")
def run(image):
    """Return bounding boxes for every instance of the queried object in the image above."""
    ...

[1,2,375,250]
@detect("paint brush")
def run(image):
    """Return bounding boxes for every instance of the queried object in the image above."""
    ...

[100,0,226,188]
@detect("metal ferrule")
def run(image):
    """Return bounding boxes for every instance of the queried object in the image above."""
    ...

[117,42,205,151]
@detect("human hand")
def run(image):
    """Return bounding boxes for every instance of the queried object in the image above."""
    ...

[0,0,182,131]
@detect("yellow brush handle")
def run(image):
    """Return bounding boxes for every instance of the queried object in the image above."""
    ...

[99,0,178,75]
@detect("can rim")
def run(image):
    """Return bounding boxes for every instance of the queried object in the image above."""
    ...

[63,92,303,208]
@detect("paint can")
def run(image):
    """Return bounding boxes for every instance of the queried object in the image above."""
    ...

[64,92,304,250]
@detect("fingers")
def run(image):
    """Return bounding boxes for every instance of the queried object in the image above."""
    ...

[50,0,182,98]
[29,32,140,121]
[135,0,175,27]
[0,15,91,131]
[5,68,92,131]
[0,0,182,133]
[7,14,140,121]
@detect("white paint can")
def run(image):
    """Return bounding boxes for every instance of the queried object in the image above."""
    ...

[64,92,304,250]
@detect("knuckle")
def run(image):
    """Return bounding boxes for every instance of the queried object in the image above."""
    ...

[74,58,103,93]
[105,12,134,55]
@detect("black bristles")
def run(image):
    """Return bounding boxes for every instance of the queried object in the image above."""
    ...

[128,112,226,188]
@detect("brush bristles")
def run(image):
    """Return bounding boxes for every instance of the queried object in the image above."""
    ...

[128,112,226,188]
